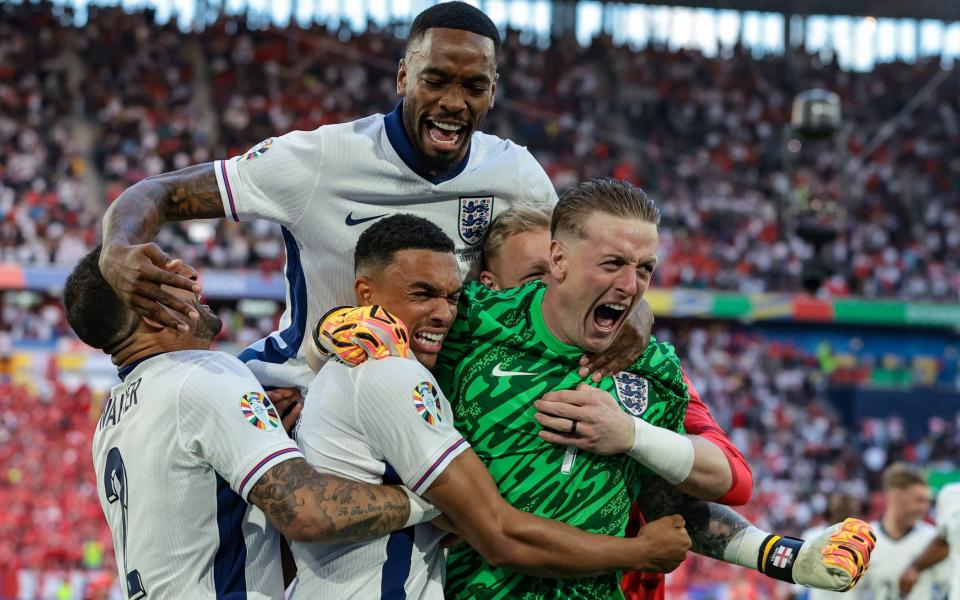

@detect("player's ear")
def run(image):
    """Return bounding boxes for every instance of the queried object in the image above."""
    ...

[548,239,567,283]
[489,72,498,109]
[479,270,499,291]
[396,58,407,96]
[140,314,167,332]
[355,276,374,305]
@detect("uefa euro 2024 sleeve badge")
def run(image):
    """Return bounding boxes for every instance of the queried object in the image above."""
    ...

[240,391,281,431]
[413,381,442,425]
[613,372,649,417]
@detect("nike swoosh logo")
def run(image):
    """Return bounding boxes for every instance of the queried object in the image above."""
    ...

[492,362,536,377]
[345,212,387,226]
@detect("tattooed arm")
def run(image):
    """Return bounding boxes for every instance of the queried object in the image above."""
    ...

[99,163,225,329]
[633,476,749,560]
[248,457,411,543]
[634,477,877,591]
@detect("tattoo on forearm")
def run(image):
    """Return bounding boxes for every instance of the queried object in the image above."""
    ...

[103,163,224,245]
[636,476,750,560]
[249,458,410,543]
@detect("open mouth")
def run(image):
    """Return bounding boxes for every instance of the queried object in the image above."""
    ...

[424,117,466,152]
[593,302,628,333]
[412,329,446,354]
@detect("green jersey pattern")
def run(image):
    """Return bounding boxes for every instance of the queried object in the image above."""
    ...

[436,281,689,600]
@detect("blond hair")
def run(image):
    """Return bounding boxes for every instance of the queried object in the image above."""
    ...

[882,462,926,491]
[551,177,660,239]
[482,203,553,268]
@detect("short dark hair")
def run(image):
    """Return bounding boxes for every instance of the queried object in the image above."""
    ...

[355,214,456,273]
[63,246,136,351]
[407,1,501,58]
[551,177,661,239]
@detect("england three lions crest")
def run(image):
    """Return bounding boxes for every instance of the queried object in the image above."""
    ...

[458,196,494,246]
[614,372,649,417]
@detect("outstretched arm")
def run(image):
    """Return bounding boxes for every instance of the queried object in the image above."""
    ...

[634,477,876,592]
[248,457,413,544]
[99,163,225,330]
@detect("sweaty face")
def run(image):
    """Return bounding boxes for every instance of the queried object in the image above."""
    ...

[397,28,497,176]
[360,249,461,369]
[483,228,551,290]
[546,213,658,353]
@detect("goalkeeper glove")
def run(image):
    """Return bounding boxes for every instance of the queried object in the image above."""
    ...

[758,518,877,591]
[312,305,411,366]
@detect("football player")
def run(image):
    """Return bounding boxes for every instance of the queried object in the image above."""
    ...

[64,247,436,599]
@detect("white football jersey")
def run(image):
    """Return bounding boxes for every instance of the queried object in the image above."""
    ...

[290,356,470,600]
[213,103,558,391]
[92,351,303,600]
[846,520,945,600]
[937,484,960,599]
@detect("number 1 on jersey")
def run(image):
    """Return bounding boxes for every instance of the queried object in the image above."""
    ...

[104,447,148,599]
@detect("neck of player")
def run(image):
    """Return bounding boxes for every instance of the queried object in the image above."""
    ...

[111,332,212,369]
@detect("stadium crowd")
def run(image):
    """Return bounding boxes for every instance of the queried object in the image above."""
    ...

[2,2,959,300]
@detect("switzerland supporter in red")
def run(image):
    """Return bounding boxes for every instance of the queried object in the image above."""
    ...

[621,372,753,600]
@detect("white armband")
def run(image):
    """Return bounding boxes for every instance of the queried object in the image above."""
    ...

[626,417,695,485]
[400,485,441,528]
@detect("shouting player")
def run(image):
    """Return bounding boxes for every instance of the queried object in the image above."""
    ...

[97,1,648,396]
[64,247,437,599]
[289,214,691,599]
[477,202,753,599]
[317,180,877,599]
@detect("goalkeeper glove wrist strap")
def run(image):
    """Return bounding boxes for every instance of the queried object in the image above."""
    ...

[757,534,805,583]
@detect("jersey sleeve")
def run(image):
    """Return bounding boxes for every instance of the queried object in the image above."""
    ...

[936,483,960,538]
[214,128,322,227]
[515,146,558,206]
[354,357,470,495]
[680,371,753,505]
[177,353,303,501]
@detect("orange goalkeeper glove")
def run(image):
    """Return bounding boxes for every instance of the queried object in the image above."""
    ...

[761,518,877,591]
[312,305,411,366]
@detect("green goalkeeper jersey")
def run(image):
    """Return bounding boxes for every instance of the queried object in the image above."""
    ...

[435,281,689,600]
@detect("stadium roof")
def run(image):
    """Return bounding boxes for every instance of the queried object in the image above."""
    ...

[609,0,960,21]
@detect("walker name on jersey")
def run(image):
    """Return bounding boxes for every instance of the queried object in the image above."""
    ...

[98,378,142,431]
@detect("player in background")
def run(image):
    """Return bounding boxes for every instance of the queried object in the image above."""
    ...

[901,482,960,599]
[289,214,691,599]
[316,180,877,599]
[97,1,650,398]
[63,247,436,600]
[843,464,947,600]
[476,203,753,599]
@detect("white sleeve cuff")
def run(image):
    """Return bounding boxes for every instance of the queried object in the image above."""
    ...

[407,437,470,494]
[236,445,304,500]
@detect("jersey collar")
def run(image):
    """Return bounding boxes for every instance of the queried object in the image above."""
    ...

[529,285,582,359]
[384,100,471,185]
[117,353,164,381]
